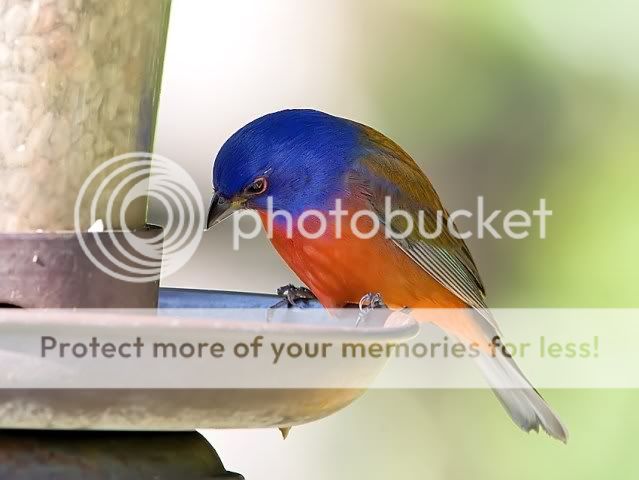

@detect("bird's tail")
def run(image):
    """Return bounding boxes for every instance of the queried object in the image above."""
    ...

[411,307,568,442]
[475,346,568,443]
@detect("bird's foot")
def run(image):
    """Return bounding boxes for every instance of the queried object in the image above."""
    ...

[356,292,387,327]
[270,284,316,309]
[267,285,317,321]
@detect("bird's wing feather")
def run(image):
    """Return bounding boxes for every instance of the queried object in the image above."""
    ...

[348,124,499,333]
[345,124,567,441]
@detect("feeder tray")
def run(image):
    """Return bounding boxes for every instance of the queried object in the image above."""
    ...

[0,289,418,431]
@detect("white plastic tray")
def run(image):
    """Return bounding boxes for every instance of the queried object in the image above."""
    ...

[0,307,417,430]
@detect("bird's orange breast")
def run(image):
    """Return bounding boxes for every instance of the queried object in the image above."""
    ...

[257,209,466,310]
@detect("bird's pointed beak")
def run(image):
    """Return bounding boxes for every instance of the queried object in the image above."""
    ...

[206,193,241,230]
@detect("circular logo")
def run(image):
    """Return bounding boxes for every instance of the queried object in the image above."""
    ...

[74,152,204,283]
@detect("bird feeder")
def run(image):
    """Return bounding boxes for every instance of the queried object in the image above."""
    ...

[0,0,172,308]
[0,2,419,478]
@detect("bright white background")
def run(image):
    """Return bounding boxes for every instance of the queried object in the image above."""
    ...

[153,1,402,477]
[154,0,375,293]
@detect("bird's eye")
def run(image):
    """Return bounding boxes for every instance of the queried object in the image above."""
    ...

[245,177,267,195]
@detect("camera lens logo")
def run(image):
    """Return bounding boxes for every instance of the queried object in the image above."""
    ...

[74,152,204,283]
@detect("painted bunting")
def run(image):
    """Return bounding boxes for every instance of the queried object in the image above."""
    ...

[206,109,567,442]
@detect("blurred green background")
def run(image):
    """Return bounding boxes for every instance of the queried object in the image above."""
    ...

[354,0,639,309]
[156,0,639,478]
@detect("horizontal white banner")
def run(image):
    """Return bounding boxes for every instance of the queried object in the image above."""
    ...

[0,308,631,389]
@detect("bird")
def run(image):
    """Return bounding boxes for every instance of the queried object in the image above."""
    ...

[206,109,568,442]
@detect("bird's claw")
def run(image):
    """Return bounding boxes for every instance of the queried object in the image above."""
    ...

[356,292,387,327]
[267,285,316,322]
[271,284,316,308]
[278,284,316,305]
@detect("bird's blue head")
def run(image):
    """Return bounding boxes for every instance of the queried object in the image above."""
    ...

[207,109,361,228]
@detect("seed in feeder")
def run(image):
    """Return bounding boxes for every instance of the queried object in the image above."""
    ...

[88,219,104,233]
[0,0,171,231]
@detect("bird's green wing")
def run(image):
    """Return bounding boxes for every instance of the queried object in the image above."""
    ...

[346,126,569,442]
[348,124,497,328]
